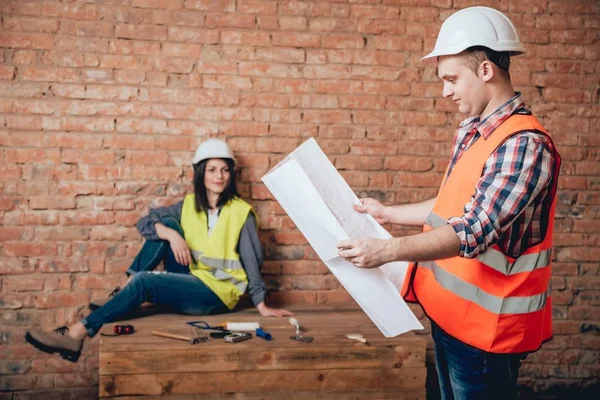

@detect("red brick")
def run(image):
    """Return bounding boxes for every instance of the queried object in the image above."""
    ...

[5,148,60,164]
[2,16,59,33]
[153,9,205,26]
[59,20,114,37]
[353,5,398,19]
[255,48,305,64]
[322,34,365,49]
[239,62,302,78]
[205,13,255,28]
[309,18,358,32]
[167,27,220,43]
[338,95,386,110]
[185,0,235,12]
[316,289,353,304]
[0,227,23,241]
[133,0,183,9]
[238,0,277,14]
[19,66,79,82]
[42,1,98,19]
[256,137,300,153]
[29,196,76,210]
[369,36,423,51]
[335,155,383,171]
[99,54,151,71]
[2,1,42,16]
[115,24,167,40]
[34,292,90,309]
[549,0,598,14]
[3,243,58,257]
[279,16,308,30]
[126,150,169,166]
[0,32,54,49]
[11,50,37,65]
[257,15,280,30]
[271,32,321,48]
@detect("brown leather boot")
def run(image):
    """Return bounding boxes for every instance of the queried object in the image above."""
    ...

[25,326,84,362]
[89,286,121,310]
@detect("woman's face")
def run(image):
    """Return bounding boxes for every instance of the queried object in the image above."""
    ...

[204,158,232,196]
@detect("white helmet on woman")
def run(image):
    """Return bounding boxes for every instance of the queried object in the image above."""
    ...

[192,139,235,164]
[422,7,526,62]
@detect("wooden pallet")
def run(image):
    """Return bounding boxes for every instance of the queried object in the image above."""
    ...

[99,305,426,399]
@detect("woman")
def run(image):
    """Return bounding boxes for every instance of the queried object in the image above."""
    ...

[25,139,293,362]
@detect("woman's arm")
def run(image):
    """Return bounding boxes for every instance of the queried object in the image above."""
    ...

[136,201,184,240]
[238,213,294,317]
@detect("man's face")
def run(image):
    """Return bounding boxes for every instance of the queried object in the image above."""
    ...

[437,55,487,117]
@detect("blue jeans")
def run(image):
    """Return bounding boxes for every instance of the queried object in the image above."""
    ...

[432,321,527,400]
[82,216,228,336]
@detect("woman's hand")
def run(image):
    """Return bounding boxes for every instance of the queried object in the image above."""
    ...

[256,302,295,318]
[353,198,389,224]
[168,232,192,266]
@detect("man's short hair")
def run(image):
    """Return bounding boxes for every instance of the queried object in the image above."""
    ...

[459,46,512,81]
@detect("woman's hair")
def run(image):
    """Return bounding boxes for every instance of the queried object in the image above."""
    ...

[192,158,239,213]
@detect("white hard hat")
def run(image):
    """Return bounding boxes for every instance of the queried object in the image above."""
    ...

[422,7,526,62]
[192,139,235,164]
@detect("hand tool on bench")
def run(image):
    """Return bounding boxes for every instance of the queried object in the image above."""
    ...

[288,317,313,343]
[152,330,208,344]
[345,333,368,344]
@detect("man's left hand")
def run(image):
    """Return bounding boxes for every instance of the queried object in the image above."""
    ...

[337,238,388,268]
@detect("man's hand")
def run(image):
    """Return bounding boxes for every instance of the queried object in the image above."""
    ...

[256,302,295,318]
[354,198,389,224]
[168,233,192,266]
[337,238,389,268]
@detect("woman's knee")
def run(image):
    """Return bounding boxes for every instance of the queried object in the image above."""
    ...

[130,271,157,288]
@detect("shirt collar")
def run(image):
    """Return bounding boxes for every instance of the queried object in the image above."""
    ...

[458,92,525,140]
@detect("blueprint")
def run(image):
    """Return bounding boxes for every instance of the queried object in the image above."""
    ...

[262,138,423,337]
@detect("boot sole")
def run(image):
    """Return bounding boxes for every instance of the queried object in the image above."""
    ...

[24,332,81,363]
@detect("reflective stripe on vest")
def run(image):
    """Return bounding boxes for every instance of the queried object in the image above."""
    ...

[419,260,551,314]
[402,114,561,353]
[190,250,247,293]
[426,212,552,276]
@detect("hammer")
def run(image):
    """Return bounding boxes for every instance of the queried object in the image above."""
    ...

[151,330,207,344]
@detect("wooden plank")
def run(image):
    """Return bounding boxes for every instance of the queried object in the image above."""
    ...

[100,332,424,351]
[100,368,426,397]
[100,345,425,375]
[109,389,426,399]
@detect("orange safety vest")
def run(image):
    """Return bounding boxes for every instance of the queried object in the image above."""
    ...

[402,114,561,354]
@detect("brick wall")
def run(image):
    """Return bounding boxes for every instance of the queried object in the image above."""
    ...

[0,0,598,398]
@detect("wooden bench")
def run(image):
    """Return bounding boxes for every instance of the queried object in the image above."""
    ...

[98,305,427,399]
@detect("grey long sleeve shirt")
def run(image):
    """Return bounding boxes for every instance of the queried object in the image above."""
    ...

[136,201,267,306]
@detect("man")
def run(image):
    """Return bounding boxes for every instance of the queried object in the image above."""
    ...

[337,7,561,400]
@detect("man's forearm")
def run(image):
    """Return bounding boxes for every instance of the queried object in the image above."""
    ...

[381,224,461,263]
[386,198,436,226]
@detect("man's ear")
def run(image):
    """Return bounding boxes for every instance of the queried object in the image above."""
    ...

[478,60,495,82]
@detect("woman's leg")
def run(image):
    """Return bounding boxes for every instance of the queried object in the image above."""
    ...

[82,271,228,336]
[90,216,191,310]
[126,216,189,276]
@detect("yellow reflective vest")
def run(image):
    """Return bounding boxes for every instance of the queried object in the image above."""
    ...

[181,195,253,310]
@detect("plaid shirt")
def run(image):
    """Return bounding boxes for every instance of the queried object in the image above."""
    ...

[446,93,555,259]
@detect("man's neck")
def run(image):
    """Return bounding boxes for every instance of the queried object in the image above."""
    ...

[479,85,515,121]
